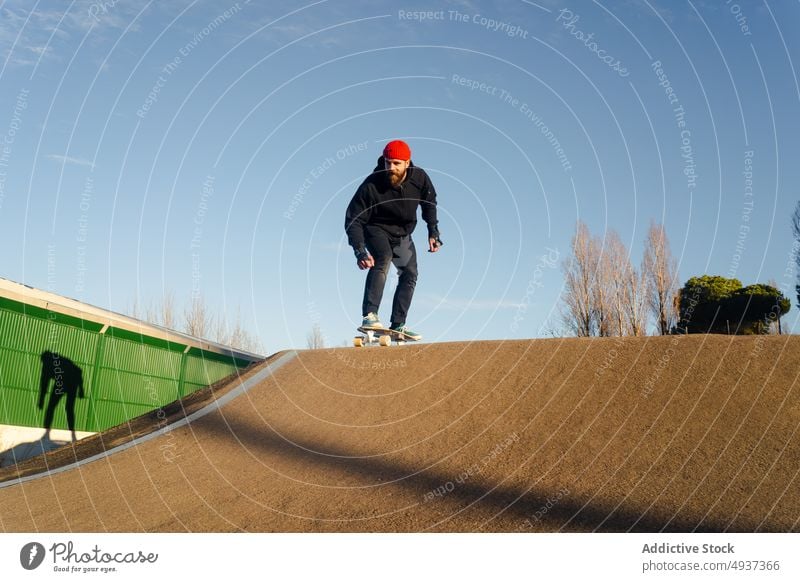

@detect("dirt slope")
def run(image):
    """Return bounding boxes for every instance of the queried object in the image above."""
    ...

[0,335,798,532]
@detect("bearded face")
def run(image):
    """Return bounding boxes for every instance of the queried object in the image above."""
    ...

[384,158,409,187]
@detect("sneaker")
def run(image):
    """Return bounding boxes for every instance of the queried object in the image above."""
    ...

[361,312,383,329]
[391,323,422,341]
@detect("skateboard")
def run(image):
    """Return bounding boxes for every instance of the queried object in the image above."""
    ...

[354,326,418,347]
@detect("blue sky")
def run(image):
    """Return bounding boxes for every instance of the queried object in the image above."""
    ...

[1,0,799,353]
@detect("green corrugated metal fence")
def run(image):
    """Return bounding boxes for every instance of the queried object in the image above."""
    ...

[0,296,256,433]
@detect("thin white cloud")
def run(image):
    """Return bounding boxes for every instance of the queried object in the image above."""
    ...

[47,154,95,168]
[318,242,348,252]
[0,0,171,68]
[243,3,392,50]
[418,293,522,311]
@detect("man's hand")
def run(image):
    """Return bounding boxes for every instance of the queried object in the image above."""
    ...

[357,254,375,270]
[355,247,374,270]
[428,237,442,253]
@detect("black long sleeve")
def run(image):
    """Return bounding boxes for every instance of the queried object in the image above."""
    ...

[345,183,371,250]
[344,164,439,249]
[421,173,439,238]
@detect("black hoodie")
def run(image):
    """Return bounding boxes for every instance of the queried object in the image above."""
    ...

[344,157,439,251]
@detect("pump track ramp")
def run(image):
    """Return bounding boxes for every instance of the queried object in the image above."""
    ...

[0,335,798,532]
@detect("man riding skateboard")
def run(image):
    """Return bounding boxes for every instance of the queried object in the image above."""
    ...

[345,140,442,341]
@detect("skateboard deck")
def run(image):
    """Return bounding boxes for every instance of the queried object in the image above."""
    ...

[354,326,418,347]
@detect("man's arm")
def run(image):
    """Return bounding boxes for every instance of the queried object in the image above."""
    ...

[77,369,85,399]
[38,360,50,409]
[421,174,442,252]
[345,183,374,267]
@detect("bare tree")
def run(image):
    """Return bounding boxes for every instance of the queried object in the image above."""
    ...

[605,230,650,337]
[561,221,598,336]
[212,311,231,347]
[793,202,800,309]
[184,296,211,339]
[140,291,176,329]
[144,299,158,326]
[161,291,176,329]
[212,306,265,353]
[642,221,678,334]
[793,201,800,242]
[624,261,649,336]
[594,230,648,337]
[540,320,566,338]
[306,323,325,349]
[125,293,263,354]
[591,231,612,337]
[229,326,264,354]
[129,297,140,320]
[598,230,630,336]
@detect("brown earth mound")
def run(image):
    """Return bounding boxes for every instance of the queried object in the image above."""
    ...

[0,335,798,532]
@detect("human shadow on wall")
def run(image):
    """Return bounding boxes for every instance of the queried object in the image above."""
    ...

[0,353,86,468]
[38,351,85,441]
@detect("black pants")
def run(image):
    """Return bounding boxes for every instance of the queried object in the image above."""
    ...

[362,225,418,325]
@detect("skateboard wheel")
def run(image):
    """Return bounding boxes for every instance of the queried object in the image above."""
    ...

[379,335,391,347]
[353,337,364,348]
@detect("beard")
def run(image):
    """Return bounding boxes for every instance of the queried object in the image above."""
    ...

[387,169,406,187]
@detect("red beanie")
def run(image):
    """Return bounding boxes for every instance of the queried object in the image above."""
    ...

[383,140,411,161]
